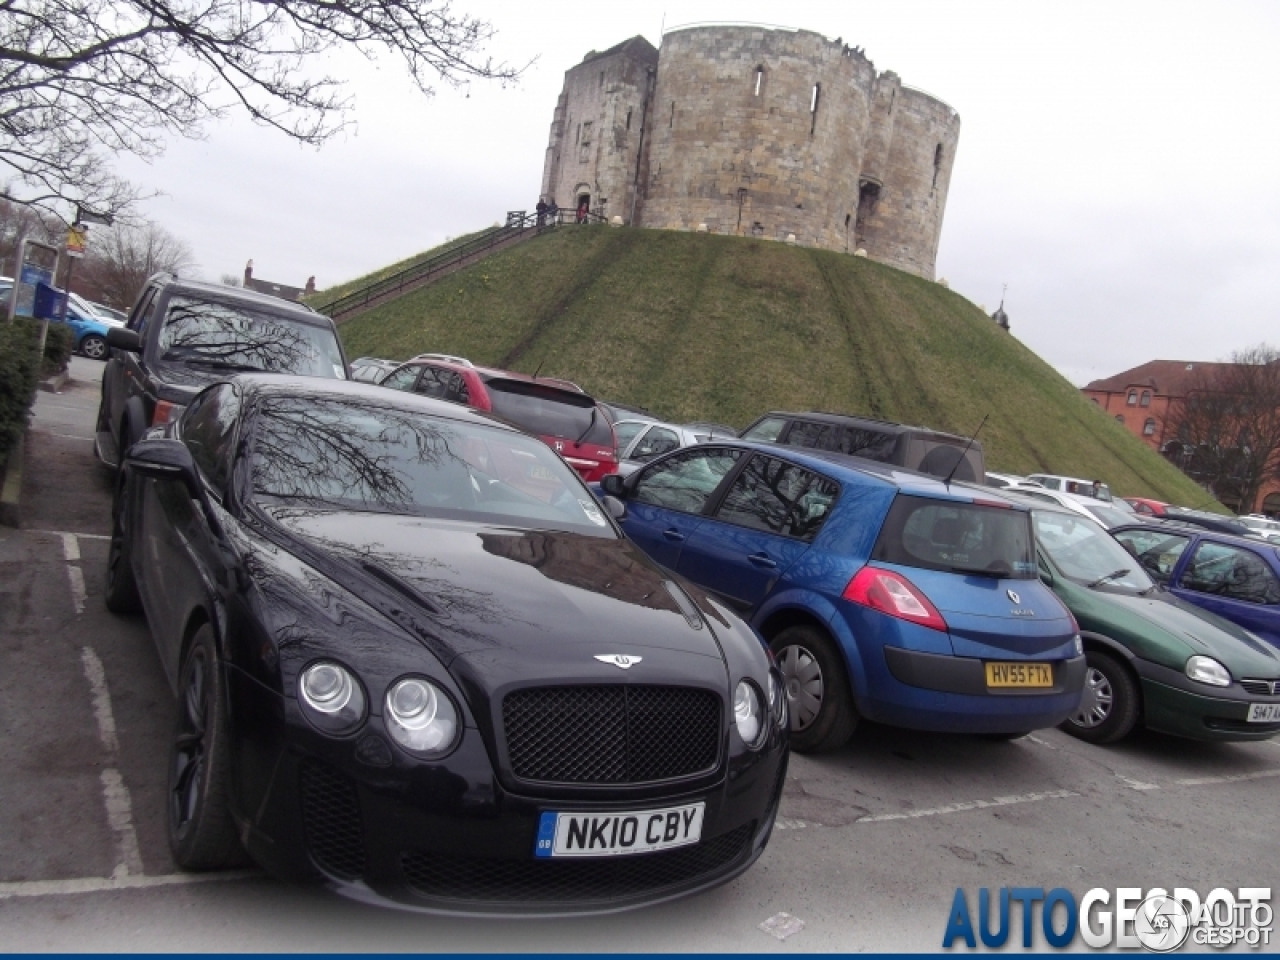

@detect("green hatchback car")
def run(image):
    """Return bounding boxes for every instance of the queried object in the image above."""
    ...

[1025,503,1280,744]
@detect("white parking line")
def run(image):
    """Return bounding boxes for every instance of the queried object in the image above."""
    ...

[34,430,94,441]
[81,647,120,754]
[80,646,144,878]
[60,532,86,615]
[1117,775,1160,791]
[0,871,257,900]
[1173,769,1280,787]
[31,530,110,540]
[857,789,1079,823]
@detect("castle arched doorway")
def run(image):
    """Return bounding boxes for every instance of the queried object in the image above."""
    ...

[576,192,591,222]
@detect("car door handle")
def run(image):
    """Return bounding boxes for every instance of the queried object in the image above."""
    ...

[662,528,685,542]
[747,552,777,569]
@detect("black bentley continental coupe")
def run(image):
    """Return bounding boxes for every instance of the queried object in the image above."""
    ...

[106,375,787,914]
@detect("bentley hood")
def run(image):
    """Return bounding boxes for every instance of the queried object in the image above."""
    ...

[258,507,728,669]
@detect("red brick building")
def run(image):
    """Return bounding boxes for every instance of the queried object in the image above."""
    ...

[1082,360,1280,514]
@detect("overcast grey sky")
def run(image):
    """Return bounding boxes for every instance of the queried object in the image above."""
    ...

[111,0,1280,386]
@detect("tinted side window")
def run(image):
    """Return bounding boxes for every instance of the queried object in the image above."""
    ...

[414,365,449,399]
[181,385,240,495]
[841,426,896,460]
[632,426,680,461]
[448,372,471,404]
[741,416,786,442]
[715,455,837,541]
[788,421,837,450]
[632,448,742,514]
[615,420,649,453]
[128,288,156,332]
[1112,529,1190,583]
[1181,542,1280,604]
[381,365,420,391]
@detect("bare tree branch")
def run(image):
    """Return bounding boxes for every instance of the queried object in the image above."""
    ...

[1166,344,1280,512]
[0,0,526,219]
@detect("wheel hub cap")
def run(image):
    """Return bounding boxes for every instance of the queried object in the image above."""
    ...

[778,644,823,732]
[1071,666,1113,729]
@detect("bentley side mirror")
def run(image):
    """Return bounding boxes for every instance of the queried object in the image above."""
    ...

[602,495,627,521]
[125,438,199,493]
[106,327,142,354]
[600,473,627,499]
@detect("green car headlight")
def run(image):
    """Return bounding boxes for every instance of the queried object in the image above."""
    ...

[1185,655,1231,687]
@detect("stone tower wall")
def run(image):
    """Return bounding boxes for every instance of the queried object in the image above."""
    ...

[638,27,876,250]
[542,27,959,278]
[540,39,657,224]
[855,83,960,279]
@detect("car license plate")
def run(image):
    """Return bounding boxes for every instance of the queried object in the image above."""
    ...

[1246,702,1280,723]
[985,662,1054,688]
[534,802,705,858]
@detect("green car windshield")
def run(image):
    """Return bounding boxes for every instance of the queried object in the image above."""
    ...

[1032,510,1155,592]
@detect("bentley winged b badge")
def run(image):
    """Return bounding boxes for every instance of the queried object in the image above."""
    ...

[595,654,642,670]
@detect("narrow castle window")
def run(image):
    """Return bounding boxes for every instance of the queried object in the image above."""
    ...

[576,123,581,145]
[626,108,632,131]
[932,143,943,188]
[754,66,764,96]
[600,71,605,88]
[669,101,675,127]
[810,84,821,135]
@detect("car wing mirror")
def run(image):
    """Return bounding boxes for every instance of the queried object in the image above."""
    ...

[600,473,627,499]
[106,327,142,354]
[602,495,627,521]
[125,438,199,493]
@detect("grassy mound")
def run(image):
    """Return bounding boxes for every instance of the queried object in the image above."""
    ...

[338,226,1210,505]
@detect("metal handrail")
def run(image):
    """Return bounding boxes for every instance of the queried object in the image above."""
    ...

[316,208,610,319]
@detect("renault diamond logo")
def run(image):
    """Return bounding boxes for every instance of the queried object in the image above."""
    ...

[595,654,642,670]
[1007,589,1021,604]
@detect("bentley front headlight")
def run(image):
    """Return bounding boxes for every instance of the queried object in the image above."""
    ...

[385,677,459,757]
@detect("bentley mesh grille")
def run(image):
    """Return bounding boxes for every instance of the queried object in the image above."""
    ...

[502,685,721,784]
[299,761,366,881]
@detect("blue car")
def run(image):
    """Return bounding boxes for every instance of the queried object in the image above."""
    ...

[599,443,1086,752]
[0,282,114,359]
[1112,524,1280,651]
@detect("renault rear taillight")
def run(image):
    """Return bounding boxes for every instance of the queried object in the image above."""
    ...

[842,566,948,632]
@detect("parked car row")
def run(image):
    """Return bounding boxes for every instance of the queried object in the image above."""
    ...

[1,280,123,359]
[91,285,1280,917]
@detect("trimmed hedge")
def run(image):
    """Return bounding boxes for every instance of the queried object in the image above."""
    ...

[0,319,43,469]
[43,323,73,376]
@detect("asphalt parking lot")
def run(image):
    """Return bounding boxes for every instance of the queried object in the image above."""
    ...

[0,358,1276,951]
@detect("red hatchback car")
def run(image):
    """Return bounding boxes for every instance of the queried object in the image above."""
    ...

[379,354,619,481]
[1124,497,1173,517]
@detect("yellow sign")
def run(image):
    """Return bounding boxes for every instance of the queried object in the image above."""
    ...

[985,662,1054,688]
[66,224,87,258]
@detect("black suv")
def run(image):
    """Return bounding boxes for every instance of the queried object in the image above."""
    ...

[95,274,348,466]
[740,411,986,483]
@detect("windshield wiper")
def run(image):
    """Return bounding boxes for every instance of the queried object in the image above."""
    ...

[164,353,262,372]
[575,406,599,444]
[1087,567,1131,588]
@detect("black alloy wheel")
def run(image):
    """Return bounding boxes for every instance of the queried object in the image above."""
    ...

[770,625,858,753]
[80,334,107,360]
[103,475,141,613]
[168,624,247,870]
[1059,650,1140,745]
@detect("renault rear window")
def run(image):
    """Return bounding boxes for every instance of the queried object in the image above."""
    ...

[872,495,1037,579]
[485,379,614,446]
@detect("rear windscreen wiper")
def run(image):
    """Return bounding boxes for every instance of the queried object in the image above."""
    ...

[946,564,1012,578]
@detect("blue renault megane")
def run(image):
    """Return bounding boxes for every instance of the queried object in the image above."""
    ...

[600,443,1086,751]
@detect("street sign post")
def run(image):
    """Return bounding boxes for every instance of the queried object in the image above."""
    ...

[6,238,62,358]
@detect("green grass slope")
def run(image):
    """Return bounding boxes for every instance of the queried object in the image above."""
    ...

[338,227,1209,504]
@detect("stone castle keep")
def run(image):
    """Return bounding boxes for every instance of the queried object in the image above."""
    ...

[541,26,961,279]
